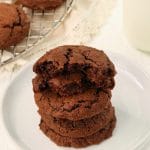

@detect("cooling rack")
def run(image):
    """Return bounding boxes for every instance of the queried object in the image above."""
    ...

[0,0,74,66]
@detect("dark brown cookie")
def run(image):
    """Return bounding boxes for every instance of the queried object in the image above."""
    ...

[40,117,116,148]
[32,73,88,96]
[39,105,115,138]
[16,0,65,10]
[0,3,30,49]
[34,89,111,121]
[33,45,116,89]
[33,73,115,96]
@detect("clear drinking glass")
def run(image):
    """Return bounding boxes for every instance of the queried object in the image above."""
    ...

[124,0,150,52]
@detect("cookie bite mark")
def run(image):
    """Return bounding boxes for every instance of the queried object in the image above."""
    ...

[33,45,116,89]
[32,73,89,96]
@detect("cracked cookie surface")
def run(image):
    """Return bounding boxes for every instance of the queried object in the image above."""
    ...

[34,89,112,120]
[16,0,65,10]
[33,45,116,89]
[39,105,115,138]
[0,3,30,49]
[40,117,116,148]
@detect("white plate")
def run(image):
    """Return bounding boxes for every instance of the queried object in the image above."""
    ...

[2,52,150,150]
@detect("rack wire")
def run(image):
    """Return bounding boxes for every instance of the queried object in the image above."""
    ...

[0,0,74,66]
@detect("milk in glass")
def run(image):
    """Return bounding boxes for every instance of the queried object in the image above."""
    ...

[124,0,150,52]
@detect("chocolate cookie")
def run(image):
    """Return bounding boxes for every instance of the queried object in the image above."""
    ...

[33,73,114,96]
[16,0,65,10]
[32,73,88,96]
[33,45,116,89]
[40,117,116,148]
[34,89,111,121]
[0,3,30,49]
[39,106,115,138]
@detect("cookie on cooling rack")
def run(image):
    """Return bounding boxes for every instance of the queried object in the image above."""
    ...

[0,3,30,49]
[16,0,65,10]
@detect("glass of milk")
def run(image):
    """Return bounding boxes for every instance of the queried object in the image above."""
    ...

[124,0,150,52]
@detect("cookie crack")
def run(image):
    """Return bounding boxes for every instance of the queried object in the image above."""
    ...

[62,103,80,112]
[64,48,73,72]
[16,7,23,27]
[61,98,99,113]
[81,51,98,66]
[48,100,59,112]
[84,99,98,109]
[2,7,23,42]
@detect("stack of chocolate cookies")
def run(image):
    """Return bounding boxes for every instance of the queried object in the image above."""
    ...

[32,45,116,148]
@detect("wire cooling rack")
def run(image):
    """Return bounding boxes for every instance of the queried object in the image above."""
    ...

[0,0,74,66]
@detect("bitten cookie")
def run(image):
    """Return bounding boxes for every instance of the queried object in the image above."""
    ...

[16,0,65,10]
[33,45,116,89]
[34,89,112,121]
[32,73,88,96]
[0,3,30,49]
[33,73,115,96]
[40,117,116,148]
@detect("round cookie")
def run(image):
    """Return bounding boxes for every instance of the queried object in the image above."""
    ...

[34,89,112,121]
[32,73,115,96]
[39,106,115,138]
[16,0,65,10]
[33,45,116,89]
[40,117,116,148]
[0,3,30,49]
